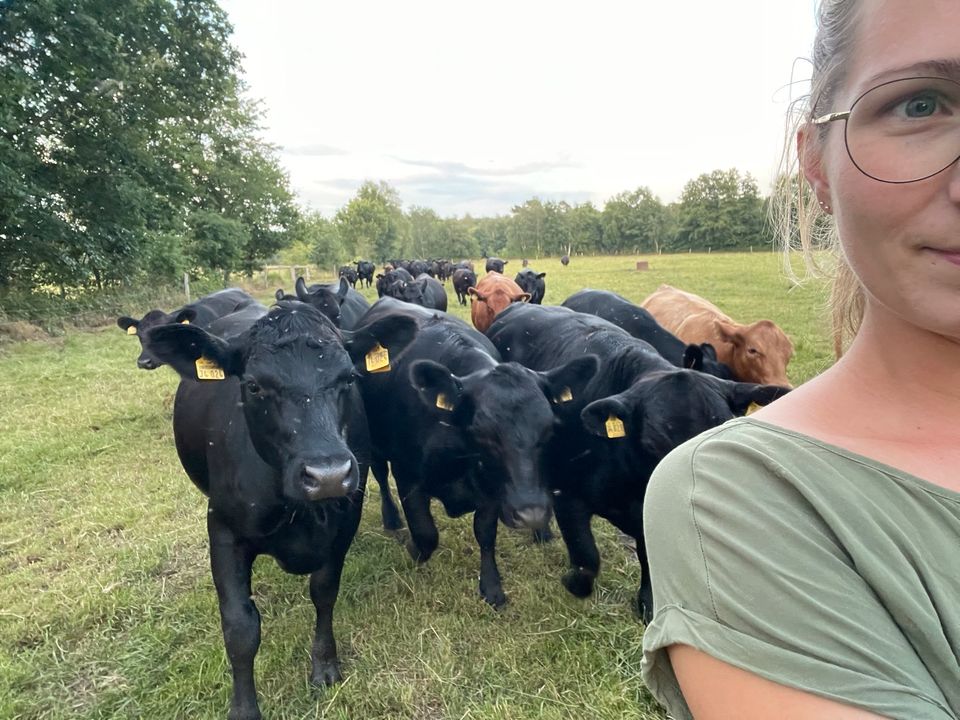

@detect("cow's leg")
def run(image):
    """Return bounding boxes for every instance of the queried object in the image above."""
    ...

[473,502,506,608]
[371,455,403,531]
[395,473,439,562]
[553,496,601,598]
[307,558,345,687]
[208,514,262,720]
[634,529,654,624]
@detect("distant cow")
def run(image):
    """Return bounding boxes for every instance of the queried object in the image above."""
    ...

[117,288,257,370]
[357,298,598,607]
[276,277,371,329]
[355,260,375,288]
[437,260,454,282]
[376,267,414,299]
[514,269,546,305]
[560,255,570,266]
[485,257,508,273]
[338,265,359,288]
[451,268,477,306]
[486,303,789,621]
[144,301,416,720]
[641,284,794,386]
[415,273,448,311]
[468,272,530,333]
[453,260,474,272]
[563,289,734,379]
[409,259,431,278]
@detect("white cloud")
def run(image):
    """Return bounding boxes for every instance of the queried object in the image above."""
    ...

[221,0,818,215]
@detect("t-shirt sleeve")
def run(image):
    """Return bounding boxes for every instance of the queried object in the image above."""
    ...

[639,426,954,720]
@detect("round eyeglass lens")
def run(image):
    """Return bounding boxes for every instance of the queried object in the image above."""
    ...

[845,76,960,183]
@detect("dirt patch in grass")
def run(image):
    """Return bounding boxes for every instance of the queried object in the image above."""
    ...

[0,321,49,344]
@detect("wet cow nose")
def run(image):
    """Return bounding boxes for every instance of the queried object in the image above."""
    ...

[515,504,549,530]
[302,460,354,499]
[137,356,156,370]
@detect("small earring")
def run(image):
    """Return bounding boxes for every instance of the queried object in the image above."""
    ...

[818,199,832,214]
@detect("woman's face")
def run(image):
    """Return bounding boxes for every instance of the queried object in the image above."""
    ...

[804,0,960,340]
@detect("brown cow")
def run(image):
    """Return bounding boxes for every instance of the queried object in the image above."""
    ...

[469,272,530,333]
[640,284,794,387]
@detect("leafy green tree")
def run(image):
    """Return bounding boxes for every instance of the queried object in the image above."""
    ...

[407,206,442,258]
[334,181,408,261]
[673,169,767,251]
[301,212,344,267]
[186,210,247,282]
[600,187,668,254]
[569,202,603,255]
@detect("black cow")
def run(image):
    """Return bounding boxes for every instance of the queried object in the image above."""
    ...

[276,277,370,330]
[355,260,375,288]
[485,257,508,273]
[376,267,413,299]
[453,260,474,272]
[451,268,477,306]
[486,304,789,621]
[437,260,454,282]
[408,259,431,278]
[415,273,448,311]
[338,265,359,288]
[117,288,257,370]
[145,301,416,720]
[560,255,570,266]
[563,289,735,380]
[358,298,598,607]
[514,269,546,305]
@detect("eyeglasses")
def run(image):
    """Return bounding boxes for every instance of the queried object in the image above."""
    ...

[812,76,960,183]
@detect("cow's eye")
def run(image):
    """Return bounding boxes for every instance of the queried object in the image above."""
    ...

[246,380,261,394]
[747,347,759,355]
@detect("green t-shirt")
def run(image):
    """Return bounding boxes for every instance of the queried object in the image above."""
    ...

[640,418,960,720]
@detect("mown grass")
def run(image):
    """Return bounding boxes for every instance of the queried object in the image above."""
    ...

[0,253,831,719]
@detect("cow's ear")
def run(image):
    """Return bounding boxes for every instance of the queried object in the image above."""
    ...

[502,260,509,265]
[581,396,631,439]
[539,355,598,407]
[336,277,349,301]
[295,276,310,300]
[682,344,704,370]
[342,315,417,372]
[537,272,546,279]
[409,360,472,423]
[700,343,719,361]
[145,324,245,381]
[515,293,532,303]
[467,287,485,302]
[275,288,286,302]
[715,320,742,346]
[174,308,197,325]
[117,316,139,333]
[725,382,790,415]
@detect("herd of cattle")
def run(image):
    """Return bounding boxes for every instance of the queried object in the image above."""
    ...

[116,264,794,720]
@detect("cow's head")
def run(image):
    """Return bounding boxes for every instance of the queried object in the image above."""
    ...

[581,369,790,462]
[118,308,197,370]
[681,343,736,380]
[468,285,530,333]
[410,355,599,529]
[294,276,349,326]
[146,302,416,503]
[715,319,794,387]
[514,270,546,296]
[390,280,425,306]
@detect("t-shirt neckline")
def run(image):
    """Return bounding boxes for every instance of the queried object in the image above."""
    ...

[737,417,960,504]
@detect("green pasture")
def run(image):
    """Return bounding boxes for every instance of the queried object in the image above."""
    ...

[0,253,832,719]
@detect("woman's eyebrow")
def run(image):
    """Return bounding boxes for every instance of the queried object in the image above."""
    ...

[866,58,960,85]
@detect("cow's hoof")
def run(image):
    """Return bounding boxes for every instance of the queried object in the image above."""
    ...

[310,660,343,687]
[562,568,595,598]
[382,515,404,532]
[405,540,435,564]
[481,586,508,609]
[637,590,654,625]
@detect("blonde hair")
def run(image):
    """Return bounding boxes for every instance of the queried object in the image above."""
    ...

[774,0,865,358]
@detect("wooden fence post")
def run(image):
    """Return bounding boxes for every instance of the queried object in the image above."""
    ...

[183,272,191,302]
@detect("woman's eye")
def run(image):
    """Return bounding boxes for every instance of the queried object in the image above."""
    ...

[902,94,939,118]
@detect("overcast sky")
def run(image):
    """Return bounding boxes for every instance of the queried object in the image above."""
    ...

[220,1,818,217]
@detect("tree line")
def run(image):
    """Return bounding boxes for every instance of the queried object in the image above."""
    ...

[288,169,772,270]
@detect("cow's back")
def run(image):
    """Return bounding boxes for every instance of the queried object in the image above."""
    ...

[641,284,731,334]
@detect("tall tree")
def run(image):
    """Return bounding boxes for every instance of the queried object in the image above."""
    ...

[673,169,767,251]
[334,181,408,262]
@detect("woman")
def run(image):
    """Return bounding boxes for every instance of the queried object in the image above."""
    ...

[640,1,960,718]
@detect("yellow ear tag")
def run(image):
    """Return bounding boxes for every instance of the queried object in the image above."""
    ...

[605,415,626,439]
[557,386,573,403]
[181,319,190,324]
[365,343,391,373]
[745,402,762,416]
[436,393,454,411]
[195,356,225,381]
[126,325,137,335]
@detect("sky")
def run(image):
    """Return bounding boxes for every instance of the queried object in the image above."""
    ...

[219,1,819,217]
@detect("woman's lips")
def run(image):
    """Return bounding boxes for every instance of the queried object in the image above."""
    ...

[924,247,960,266]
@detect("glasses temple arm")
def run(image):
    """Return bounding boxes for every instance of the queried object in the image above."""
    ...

[812,111,851,125]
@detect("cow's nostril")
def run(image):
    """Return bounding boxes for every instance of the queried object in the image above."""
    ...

[302,461,353,495]
[515,505,549,530]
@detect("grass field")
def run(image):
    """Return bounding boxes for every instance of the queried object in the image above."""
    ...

[0,253,832,720]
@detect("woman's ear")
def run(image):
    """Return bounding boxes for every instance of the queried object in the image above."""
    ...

[797,124,832,210]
